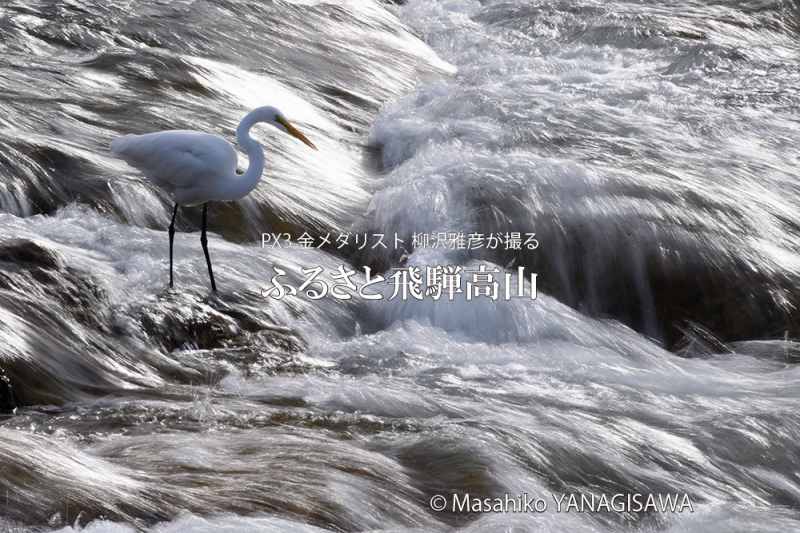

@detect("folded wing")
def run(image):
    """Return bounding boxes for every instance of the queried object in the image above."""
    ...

[110,130,238,191]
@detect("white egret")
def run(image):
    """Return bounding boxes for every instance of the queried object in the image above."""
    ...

[110,106,317,292]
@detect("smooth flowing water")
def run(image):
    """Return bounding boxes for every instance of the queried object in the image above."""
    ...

[0,1,799,531]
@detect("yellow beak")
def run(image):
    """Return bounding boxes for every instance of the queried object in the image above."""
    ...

[277,116,317,150]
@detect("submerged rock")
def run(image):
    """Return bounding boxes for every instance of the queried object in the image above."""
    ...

[0,238,62,269]
[728,339,800,364]
[0,429,176,526]
[0,239,307,411]
[0,238,110,331]
[466,210,800,350]
[0,238,126,408]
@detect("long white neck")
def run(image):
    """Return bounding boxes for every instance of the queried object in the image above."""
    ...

[224,109,266,200]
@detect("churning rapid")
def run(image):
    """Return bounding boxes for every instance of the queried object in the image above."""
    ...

[0,0,799,531]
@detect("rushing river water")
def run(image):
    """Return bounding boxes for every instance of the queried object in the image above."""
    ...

[1,0,800,531]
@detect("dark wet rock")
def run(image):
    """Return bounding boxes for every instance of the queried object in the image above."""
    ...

[87,429,437,532]
[0,142,66,216]
[462,204,800,350]
[0,239,309,409]
[132,289,310,385]
[168,337,310,383]
[672,321,731,358]
[396,437,504,528]
[246,327,306,355]
[136,291,306,355]
[0,367,17,412]
[0,238,110,332]
[0,298,118,409]
[0,240,173,409]
[138,293,243,352]
[0,238,62,269]
[547,242,799,350]
[0,429,177,527]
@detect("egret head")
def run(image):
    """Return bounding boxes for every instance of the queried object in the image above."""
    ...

[254,106,317,150]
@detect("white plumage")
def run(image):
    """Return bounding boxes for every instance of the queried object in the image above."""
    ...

[111,131,239,205]
[109,105,317,291]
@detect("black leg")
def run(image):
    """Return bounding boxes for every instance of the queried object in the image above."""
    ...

[201,203,217,292]
[169,203,178,288]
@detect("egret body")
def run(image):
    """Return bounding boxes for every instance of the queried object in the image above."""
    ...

[110,106,316,292]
